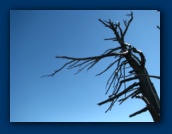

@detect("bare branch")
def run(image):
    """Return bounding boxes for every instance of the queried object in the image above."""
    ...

[106,58,123,94]
[105,98,118,113]
[41,60,74,77]
[132,47,146,67]
[118,89,140,105]
[129,106,148,118]
[74,61,95,74]
[68,60,80,68]
[135,74,160,79]
[102,47,122,55]
[87,59,100,71]
[96,58,121,76]
[99,19,121,42]
[56,54,115,61]
[131,90,141,98]
[123,60,127,93]
[105,69,117,91]
[104,37,117,41]
[98,19,111,28]
[111,65,137,96]
[117,23,123,38]
[105,70,117,94]
[122,11,133,38]
[98,82,140,106]
[120,73,134,78]
[68,60,91,69]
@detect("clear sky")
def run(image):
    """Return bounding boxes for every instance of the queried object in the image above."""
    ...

[10,10,160,122]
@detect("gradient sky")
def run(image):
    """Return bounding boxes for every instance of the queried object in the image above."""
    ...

[10,10,160,122]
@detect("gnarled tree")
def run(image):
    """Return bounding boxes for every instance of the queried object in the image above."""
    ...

[42,11,160,122]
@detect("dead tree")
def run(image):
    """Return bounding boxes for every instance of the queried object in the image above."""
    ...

[42,11,160,122]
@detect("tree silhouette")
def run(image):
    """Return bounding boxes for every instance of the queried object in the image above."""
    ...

[42,11,160,122]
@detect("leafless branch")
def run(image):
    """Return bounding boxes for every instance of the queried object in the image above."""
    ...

[96,58,121,76]
[41,60,74,77]
[131,90,141,98]
[135,74,160,79]
[98,82,140,106]
[129,106,148,118]
[105,98,118,113]
[118,89,140,105]
[102,47,122,55]
[122,11,133,38]
[117,23,123,37]
[132,47,146,67]
[104,37,117,41]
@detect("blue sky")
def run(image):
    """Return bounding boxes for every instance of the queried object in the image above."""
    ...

[10,10,160,122]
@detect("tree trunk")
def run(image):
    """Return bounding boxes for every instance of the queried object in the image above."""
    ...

[138,68,160,121]
[125,54,160,122]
